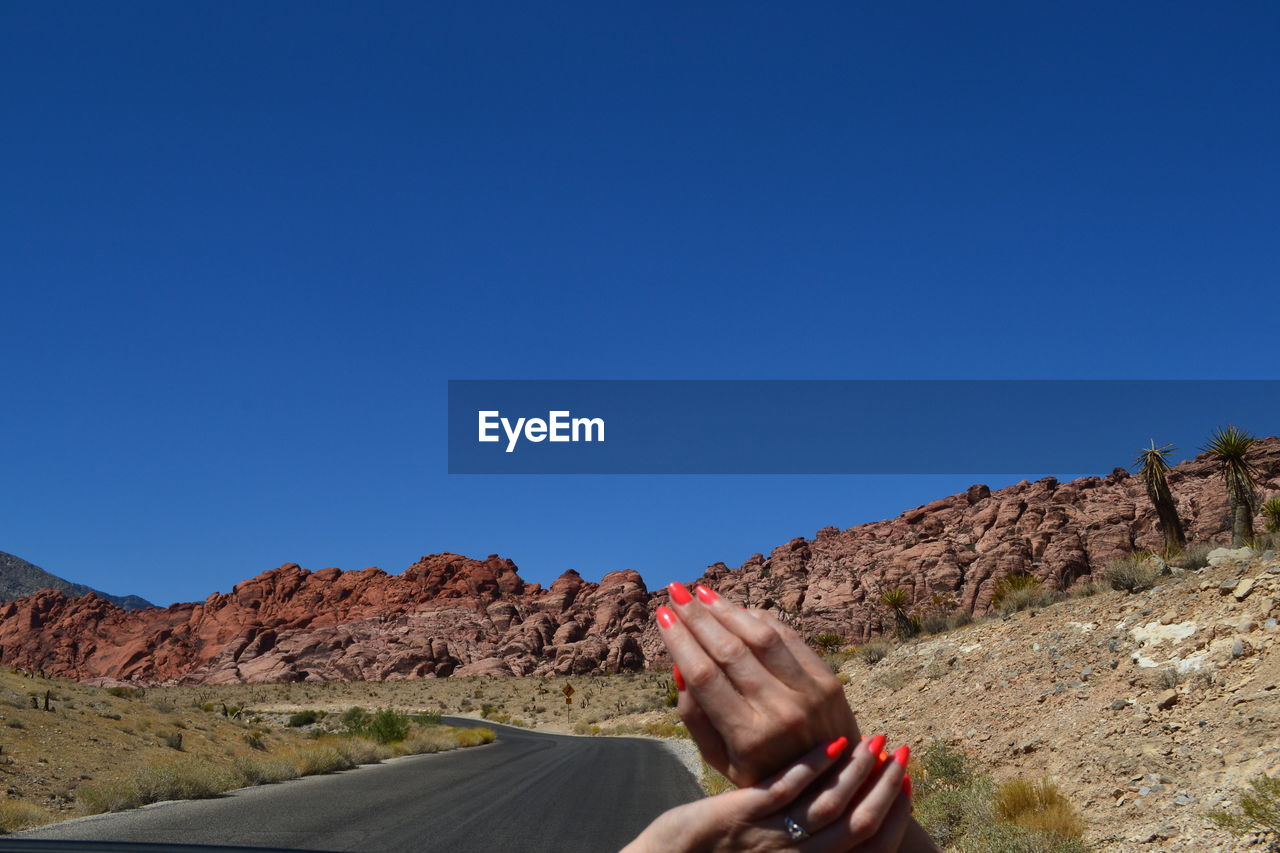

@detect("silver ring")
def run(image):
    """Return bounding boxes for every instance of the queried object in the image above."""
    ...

[784,815,810,841]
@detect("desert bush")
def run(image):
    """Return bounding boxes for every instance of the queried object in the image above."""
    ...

[410,710,442,726]
[399,727,461,754]
[362,708,410,744]
[232,755,300,786]
[164,731,184,750]
[132,759,234,803]
[994,779,1084,840]
[77,780,140,815]
[1208,774,1280,836]
[663,679,679,708]
[1171,541,1214,570]
[951,822,1088,853]
[872,669,909,691]
[340,706,368,731]
[286,709,321,727]
[328,735,390,765]
[991,574,1057,614]
[856,640,893,665]
[289,745,353,776]
[81,759,237,813]
[1103,552,1162,592]
[0,800,50,832]
[912,744,1086,852]
[453,727,496,747]
[105,687,144,699]
[244,730,267,751]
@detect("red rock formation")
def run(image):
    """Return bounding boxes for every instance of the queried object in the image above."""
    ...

[2,441,1278,684]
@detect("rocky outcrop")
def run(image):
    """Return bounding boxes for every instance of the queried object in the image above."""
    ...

[2,440,1278,684]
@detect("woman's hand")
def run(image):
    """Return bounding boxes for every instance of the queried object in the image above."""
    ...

[621,734,912,853]
[657,582,860,787]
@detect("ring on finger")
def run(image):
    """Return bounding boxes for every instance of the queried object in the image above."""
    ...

[783,815,810,841]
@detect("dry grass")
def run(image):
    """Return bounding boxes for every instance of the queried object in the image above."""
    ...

[1102,552,1163,593]
[0,800,52,833]
[994,779,1085,840]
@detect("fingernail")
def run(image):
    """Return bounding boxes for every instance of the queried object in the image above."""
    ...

[656,605,677,628]
[865,734,887,760]
[825,736,848,758]
[893,745,911,767]
[668,582,693,605]
[695,585,718,604]
[903,774,913,797]
[673,665,685,691]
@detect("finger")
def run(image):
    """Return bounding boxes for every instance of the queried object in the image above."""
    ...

[804,790,912,853]
[667,583,777,697]
[746,607,835,685]
[675,682,730,774]
[692,586,816,694]
[655,605,753,729]
[790,733,889,833]
[859,792,912,853]
[839,744,910,845]
[734,736,849,820]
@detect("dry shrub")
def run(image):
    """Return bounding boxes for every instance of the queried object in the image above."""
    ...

[453,727,496,747]
[991,574,1057,614]
[398,727,459,755]
[80,759,232,815]
[1102,552,1162,592]
[132,759,234,803]
[324,735,390,765]
[1170,541,1214,570]
[856,640,893,665]
[232,755,300,786]
[0,800,50,832]
[994,779,1084,840]
[1209,774,1280,836]
[288,745,353,776]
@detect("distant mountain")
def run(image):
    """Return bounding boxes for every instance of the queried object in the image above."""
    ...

[0,551,153,610]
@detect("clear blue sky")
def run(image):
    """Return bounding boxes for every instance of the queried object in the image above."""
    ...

[2,3,1277,605]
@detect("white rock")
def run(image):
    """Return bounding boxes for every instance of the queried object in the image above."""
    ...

[1208,547,1255,567]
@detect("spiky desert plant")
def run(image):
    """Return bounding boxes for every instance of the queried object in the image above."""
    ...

[1262,497,1280,534]
[1134,440,1186,554]
[879,588,918,639]
[1202,425,1260,546]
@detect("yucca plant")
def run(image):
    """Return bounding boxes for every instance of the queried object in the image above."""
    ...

[879,588,919,639]
[1262,497,1280,534]
[1202,425,1260,546]
[1134,440,1186,554]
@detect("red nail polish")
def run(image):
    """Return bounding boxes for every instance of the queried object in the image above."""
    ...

[695,585,718,604]
[673,665,685,691]
[865,734,887,760]
[656,605,677,628]
[825,736,848,758]
[668,582,692,605]
[903,774,913,797]
[893,745,911,767]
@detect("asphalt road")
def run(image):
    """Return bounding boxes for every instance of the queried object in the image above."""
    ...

[13,718,702,853]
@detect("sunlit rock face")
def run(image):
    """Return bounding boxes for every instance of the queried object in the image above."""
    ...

[3,440,1277,684]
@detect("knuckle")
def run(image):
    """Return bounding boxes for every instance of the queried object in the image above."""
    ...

[808,795,841,827]
[742,622,781,651]
[847,811,878,841]
[710,636,750,666]
[683,661,719,689]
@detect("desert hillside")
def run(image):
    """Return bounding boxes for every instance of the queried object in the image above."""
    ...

[842,546,1279,852]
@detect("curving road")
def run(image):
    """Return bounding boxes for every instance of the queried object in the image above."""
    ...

[13,719,702,853]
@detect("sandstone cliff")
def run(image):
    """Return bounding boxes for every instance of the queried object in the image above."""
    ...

[2,439,1278,685]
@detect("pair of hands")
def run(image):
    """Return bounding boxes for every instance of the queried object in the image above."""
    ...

[625,582,938,853]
